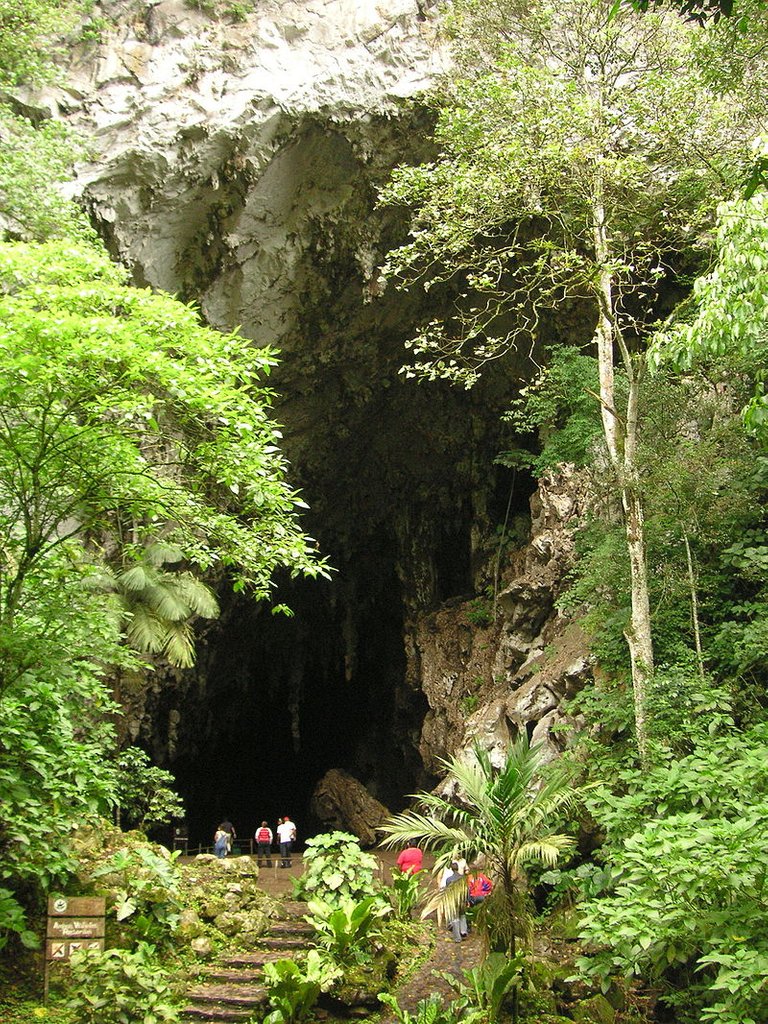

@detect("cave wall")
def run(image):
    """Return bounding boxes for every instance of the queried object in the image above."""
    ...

[34,0,592,843]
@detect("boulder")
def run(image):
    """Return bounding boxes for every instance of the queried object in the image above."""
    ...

[310,769,391,846]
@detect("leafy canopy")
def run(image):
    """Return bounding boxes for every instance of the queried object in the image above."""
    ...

[0,238,328,629]
[381,0,761,387]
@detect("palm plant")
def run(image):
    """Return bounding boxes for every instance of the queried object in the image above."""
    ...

[379,736,580,959]
[95,541,219,668]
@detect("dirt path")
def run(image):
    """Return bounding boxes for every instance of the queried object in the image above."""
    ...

[184,849,483,1020]
[259,848,484,1011]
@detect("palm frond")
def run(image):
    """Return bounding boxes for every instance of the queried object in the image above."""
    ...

[150,585,194,622]
[378,811,470,851]
[420,877,468,926]
[513,836,574,870]
[118,564,153,592]
[125,607,165,654]
[145,541,184,566]
[162,622,195,668]
[172,574,219,618]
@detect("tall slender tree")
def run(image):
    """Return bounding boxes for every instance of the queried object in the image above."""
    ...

[380,0,766,759]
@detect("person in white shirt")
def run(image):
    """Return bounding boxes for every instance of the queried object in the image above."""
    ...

[276,816,297,867]
[439,855,468,888]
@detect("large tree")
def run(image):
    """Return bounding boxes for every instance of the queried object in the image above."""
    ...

[0,238,327,643]
[380,0,766,760]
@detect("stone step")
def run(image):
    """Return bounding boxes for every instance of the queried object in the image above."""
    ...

[260,934,309,950]
[202,967,264,984]
[269,920,313,935]
[181,1005,255,1023]
[184,983,268,1006]
[225,949,302,967]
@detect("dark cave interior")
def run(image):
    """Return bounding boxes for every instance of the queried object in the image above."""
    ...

[167,562,428,849]
[162,451,535,850]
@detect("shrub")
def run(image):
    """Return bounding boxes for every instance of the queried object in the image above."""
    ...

[305,895,390,964]
[378,992,473,1024]
[66,941,180,1024]
[295,832,379,903]
[262,951,341,1024]
[387,868,422,920]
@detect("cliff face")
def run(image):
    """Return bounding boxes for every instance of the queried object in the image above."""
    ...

[36,0,591,839]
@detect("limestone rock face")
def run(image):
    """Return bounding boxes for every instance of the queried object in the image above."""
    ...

[311,768,391,846]
[413,466,594,772]
[49,0,445,340]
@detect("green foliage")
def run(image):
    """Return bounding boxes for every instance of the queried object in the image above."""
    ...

[0,239,327,624]
[574,724,768,1021]
[66,941,180,1024]
[113,748,184,832]
[578,809,768,1023]
[296,832,379,903]
[380,737,580,955]
[465,598,493,627]
[652,190,768,437]
[89,844,182,946]
[381,0,760,389]
[305,895,390,964]
[537,863,611,912]
[262,951,341,1024]
[645,666,734,754]
[184,0,253,21]
[0,0,84,87]
[506,348,604,475]
[0,887,38,951]
[0,109,91,242]
[0,597,122,894]
[387,868,422,920]
[437,952,524,1024]
[378,992,472,1024]
[94,543,220,669]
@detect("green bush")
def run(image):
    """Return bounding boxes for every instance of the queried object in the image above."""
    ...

[0,887,39,951]
[378,992,474,1024]
[387,868,422,920]
[437,952,523,1024]
[87,841,182,946]
[295,832,379,903]
[262,951,341,1024]
[305,895,390,964]
[66,942,180,1024]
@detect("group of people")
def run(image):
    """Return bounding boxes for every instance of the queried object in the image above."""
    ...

[396,844,494,944]
[213,816,297,867]
[255,817,297,867]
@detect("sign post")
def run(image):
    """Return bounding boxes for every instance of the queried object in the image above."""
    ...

[45,896,106,1001]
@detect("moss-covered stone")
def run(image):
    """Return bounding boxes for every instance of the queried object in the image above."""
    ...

[571,993,616,1024]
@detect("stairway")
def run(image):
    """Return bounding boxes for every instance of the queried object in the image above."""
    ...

[181,899,314,1023]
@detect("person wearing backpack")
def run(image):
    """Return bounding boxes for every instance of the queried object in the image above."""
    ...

[255,821,273,867]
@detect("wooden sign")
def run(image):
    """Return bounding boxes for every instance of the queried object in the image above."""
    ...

[46,938,105,960]
[47,896,106,918]
[47,917,105,939]
[45,896,106,964]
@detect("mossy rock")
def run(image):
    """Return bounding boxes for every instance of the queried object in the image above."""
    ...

[325,951,397,1009]
[571,993,616,1024]
[176,907,205,939]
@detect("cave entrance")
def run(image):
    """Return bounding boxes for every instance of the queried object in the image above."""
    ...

[167,564,429,850]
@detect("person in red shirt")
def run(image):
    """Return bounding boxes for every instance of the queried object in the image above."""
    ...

[396,844,424,874]
[255,821,273,867]
[467,868,493,905]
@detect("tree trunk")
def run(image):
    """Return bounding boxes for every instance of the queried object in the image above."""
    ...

[592,165,653,764]
[684,531,705,679]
